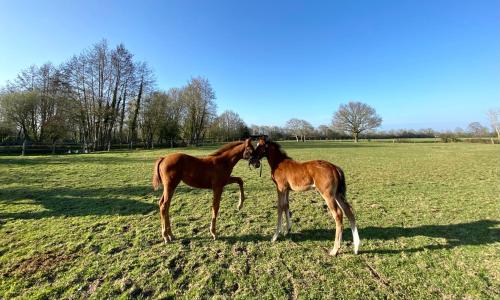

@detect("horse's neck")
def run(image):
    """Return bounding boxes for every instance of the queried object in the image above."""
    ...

[218,144,243,167]
[267,145,287,170]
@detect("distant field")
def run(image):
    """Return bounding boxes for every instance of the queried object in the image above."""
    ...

[1,141,499,298]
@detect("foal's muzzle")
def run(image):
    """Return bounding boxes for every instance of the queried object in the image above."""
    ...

[249,157,261,169]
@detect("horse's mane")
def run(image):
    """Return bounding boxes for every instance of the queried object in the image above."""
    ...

[269,141,291,159]
[209,141,244,156]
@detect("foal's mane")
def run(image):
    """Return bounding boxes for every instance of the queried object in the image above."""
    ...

[269,141,291,159]
[208,141,244,156]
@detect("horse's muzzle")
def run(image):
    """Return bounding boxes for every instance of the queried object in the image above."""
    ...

[249,157,261,169]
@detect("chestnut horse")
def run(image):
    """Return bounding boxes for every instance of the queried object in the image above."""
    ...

[250,137,360,255]
[152,138,254,243]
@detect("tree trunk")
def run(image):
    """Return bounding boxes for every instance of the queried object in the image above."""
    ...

[295,135,299,142]
[52,141,56,155]
[22,138,26,156]
[353,132,359,143]
[129,77,143,149]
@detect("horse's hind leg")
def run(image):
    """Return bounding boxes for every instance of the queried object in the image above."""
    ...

[210,187,223,240]
[283,190,292,236]
[227,176,245,210]
[158,194,166,238]
[335,193,360,254]
[319,191,343,256]
[160,180,178,243]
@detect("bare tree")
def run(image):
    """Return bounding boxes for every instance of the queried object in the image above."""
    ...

[317,125,340,140]
[285,118,302,141]
[180,77,217,145]
[467,122,488,137]
[332,101,382,142]
[128,62,154,149]
[285,118,313,141]
[487,109,500,140]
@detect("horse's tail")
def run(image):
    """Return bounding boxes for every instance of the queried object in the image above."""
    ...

[152,157,164,191]
[334,165,360,254]
[335,165,347,200]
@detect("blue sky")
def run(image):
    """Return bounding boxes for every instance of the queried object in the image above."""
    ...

[0,0,499,130]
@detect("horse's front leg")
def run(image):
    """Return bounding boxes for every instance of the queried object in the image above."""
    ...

[271,190,285,242]
[210,187,223,240]
[226,176,245,210]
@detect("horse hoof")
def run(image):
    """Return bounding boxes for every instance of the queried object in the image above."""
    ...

[354,242,360,254]
[329,248,340,256]
[163,234,175,244]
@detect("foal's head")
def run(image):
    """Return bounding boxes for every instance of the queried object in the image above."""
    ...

[242,138,255,160]
[249,136,269,168]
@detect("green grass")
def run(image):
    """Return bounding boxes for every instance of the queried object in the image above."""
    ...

[1,142,499,299]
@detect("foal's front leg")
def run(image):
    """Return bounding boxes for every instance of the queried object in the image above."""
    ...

[226,176,245,210]
[271,191,285,242]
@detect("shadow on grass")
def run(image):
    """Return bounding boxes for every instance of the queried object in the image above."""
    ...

[191,220,500,253]
[0,155,142,166]
[0,185,156,221]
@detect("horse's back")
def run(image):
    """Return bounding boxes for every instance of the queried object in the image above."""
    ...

[278,159,339,191]
[160,152,214,189]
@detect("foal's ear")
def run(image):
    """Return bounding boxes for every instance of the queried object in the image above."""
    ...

[244,137,252,146]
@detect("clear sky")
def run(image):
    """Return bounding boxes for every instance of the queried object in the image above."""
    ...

[1,0,499,130]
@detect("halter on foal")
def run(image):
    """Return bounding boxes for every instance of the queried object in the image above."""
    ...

[152,138,254,243]
[250,137,360,255]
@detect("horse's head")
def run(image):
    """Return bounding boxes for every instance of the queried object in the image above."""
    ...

[249,136,268,168]
[242,138,255,160]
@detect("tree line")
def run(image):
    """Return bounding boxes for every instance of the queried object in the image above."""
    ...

[1,40,499,155]
[251,101,499,143]
[0,40,251,154]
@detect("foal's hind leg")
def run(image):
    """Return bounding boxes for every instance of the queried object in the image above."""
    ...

[160,181,178,243]
[319,191,343,256]
[226,176,245,210]
[283,190,292,236]
[335,194,360,254]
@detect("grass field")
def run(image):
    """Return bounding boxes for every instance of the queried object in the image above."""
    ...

[0,141,499,299]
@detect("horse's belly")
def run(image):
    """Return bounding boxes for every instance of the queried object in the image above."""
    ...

[290,183,315,192]
[182,175,212,189]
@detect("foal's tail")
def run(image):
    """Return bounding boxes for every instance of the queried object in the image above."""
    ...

[152,157,164,191]
[336,166,346,197]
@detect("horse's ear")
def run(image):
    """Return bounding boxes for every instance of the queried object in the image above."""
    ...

[245,137,252,145]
